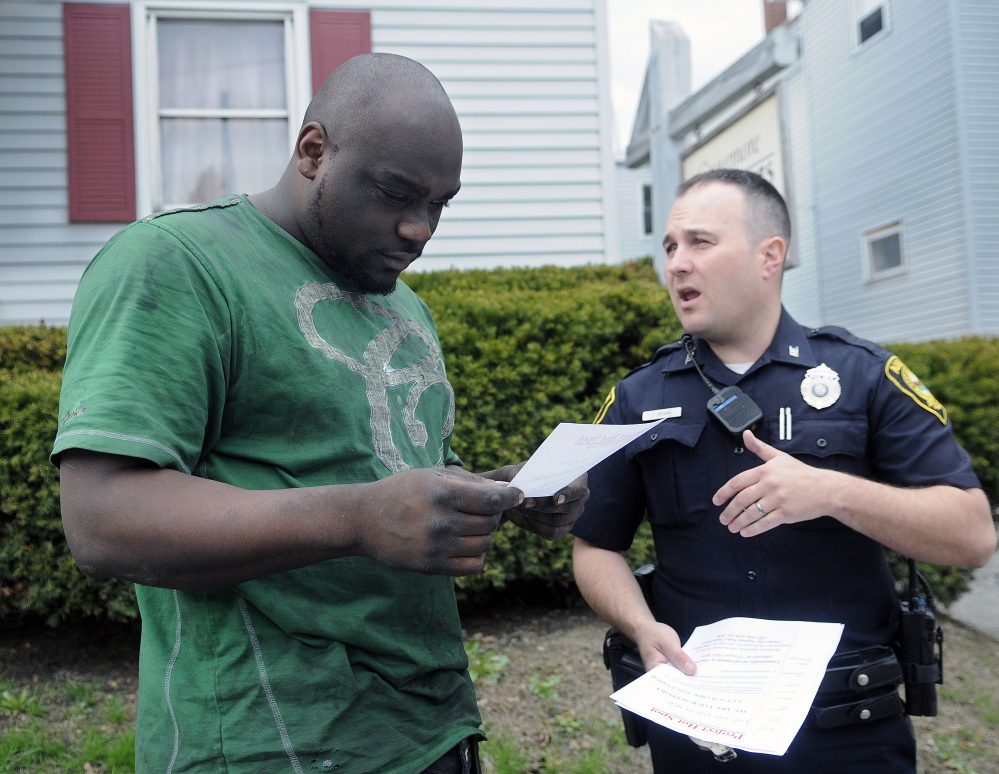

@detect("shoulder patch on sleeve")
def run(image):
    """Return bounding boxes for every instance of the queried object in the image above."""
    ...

[593,385,616,424]
[884,356,948,425]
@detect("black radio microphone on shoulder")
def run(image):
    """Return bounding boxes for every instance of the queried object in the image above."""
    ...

[681,332,763,436]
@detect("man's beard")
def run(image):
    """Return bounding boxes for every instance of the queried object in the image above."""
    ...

[302,176,397,296]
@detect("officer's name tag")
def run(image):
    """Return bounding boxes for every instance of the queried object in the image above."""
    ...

[642,407,682,422]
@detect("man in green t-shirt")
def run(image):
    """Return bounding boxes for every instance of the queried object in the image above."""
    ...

[53,54,588,774]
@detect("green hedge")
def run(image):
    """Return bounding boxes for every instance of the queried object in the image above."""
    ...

[879,338,999,603]
[1,262,997,624]
[0,323,66,372]
[0,368,136,623]
[886,337,999,504]
[407,261,676,598]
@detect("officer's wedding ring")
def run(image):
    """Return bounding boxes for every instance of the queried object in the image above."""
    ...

[754,501,767,519]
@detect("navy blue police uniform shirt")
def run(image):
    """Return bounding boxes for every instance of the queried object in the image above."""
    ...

[572,309,981,654]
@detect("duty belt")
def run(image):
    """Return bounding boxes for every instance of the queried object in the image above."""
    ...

[809,646,905,729]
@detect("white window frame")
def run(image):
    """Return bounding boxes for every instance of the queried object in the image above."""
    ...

[851,0,891,51]
[863,221,905,282]
[131,1,311,216]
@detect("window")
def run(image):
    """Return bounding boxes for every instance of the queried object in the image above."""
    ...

[859,7,883,42]
[146,11,299,211]
[854,0,889,46]
[865,223,904,280]
[64,4,370,222]
[642,184,653,235]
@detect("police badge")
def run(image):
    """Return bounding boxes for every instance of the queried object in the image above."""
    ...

[800,363,841,409]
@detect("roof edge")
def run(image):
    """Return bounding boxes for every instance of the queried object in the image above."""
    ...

[668,26,798,140]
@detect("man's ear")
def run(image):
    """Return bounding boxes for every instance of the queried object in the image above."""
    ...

[760,235,787,280]
[295,122,327,180]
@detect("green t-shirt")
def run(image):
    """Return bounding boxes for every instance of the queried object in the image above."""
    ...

[52,196,479,773]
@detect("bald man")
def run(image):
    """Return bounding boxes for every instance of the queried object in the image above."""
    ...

[54,54,587,774]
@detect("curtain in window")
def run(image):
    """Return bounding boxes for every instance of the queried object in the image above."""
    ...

[158,19,289,206]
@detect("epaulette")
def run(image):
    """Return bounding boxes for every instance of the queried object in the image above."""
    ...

[621,340,683,380]
[804,325,888,360]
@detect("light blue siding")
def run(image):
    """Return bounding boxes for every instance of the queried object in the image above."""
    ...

[953,0,999,335]
[0,1,121,326]
[779,70,823,329]
[615,163,658,262]
[800,1,971,342]
[670,0,997,343]
[378,3,614,273]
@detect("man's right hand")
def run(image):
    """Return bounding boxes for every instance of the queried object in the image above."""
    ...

[59,449,524,589]
[572,537,697,676]
[632,619,697,676]
[359,466,524,576]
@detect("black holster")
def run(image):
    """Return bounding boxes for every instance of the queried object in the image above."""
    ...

[603,627,648,747]
[602,564,656,748]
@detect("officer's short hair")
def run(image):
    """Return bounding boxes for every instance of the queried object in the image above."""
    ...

[677,169,791,250]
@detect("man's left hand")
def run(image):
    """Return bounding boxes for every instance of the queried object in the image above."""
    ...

[478,464,589,541]
[713,429,837,536]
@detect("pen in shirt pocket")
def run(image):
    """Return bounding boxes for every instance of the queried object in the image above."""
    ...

[779,407,792,441]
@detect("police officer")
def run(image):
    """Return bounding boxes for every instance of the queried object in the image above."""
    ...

[571,169,996,773]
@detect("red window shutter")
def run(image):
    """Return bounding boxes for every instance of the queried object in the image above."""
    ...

[63,3,136,223]
[309,9,372,95]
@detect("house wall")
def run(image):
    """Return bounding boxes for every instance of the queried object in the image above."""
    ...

[0,0,618,326]
[790,0,972,343]
[653,0,997,343]
[1,2,115,326]
[615,162,657,263]
[777,61,823,329]
[953,0,999,335]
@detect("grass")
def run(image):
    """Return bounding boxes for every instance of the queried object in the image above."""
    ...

[2,613,997,774]
[480,722,638,774]
[479,658,642,774]
[0,680,135,774]
[925,674,996,774]
[2,669,997,774]
[465,640,511,685]
[527,671,561,699]
[931,731,984,774]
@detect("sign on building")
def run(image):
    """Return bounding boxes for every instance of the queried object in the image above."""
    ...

[681,93,797,266]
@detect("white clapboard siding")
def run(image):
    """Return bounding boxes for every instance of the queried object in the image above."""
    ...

[371,1,615,273]
[386,45,597,63]
[459,166,601,184]
[614,163,658,262]
[0,1,120,325]
[955,0,999,335]
[1,0,618,325]
[777,0,996,342]
[4,263,87,284]
[452,200,603,219]
[669,0,998,341]
[777,63,822,329]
